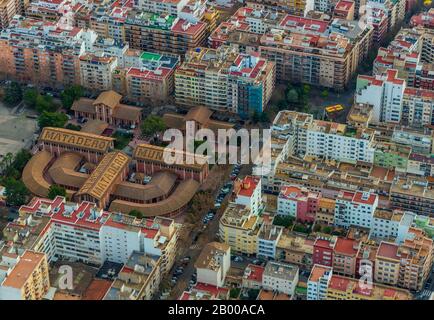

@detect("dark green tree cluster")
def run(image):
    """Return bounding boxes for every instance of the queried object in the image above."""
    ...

[23,88,58,113]
[141,115,166,136]
[0,149,32,206]
[61,85,84,111]
[129,210,144,219]
[251,110,269,124]
[273,215,294,228]
[2,82,23,106]
[48,185,67,200]
[37,111,68,129]
[286,83,311,113]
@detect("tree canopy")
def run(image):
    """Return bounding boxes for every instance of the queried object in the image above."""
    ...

[37,111,68,129]
[141,115,166,136]
[48,185,67,199]
[3,82,23,106]
[129,210,144,219]
[61,85,84,111]
[4,178,29,207]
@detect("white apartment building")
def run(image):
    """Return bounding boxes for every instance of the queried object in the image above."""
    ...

[334,191,379,229]
[356,69,406,124]
[307,264,332,300]
[136,0,189,16]
[262,261,299,296]
[302,121,375,164]
[18,197,180,274]
[233,176,262,216]
[257,224,283,259]
[371,210,415,242]
[195,242,231,287]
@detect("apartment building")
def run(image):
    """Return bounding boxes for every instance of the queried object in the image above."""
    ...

[0,250,50,300]
[277,185,320,222]
[356,69,406,124]
[175,46,275,117]
[272,111,376,164]
[124,12,207,55]
[195,242,231,287]
[308,265,412,300]
[375,228,433,291]
[262,261,299,296]
[332,238,359,277]
[242,264,265,290]
[104,252,161,300]
[371,209,415,242]
[334,191,378,229]
[0,16,84,88]
[13,197,181,274]
[407,153,434,177]
[373,27,434,91]
[390,177,434,216]
[304,121,376,164]
[0,0,19,30]
[276,233,314,269]
[79,53,118,92]
[232,176,262,216]
[247,0,314,16]
[114,52,179,105]
[391,127,433,155]
[257,224,283,259]
[401,87,434,128]
[219,203,262,255]
[307,264,332,300]
[209,6,373,91]
[259,29,355,91]
[313,236,336,267]
[373,141,411,171]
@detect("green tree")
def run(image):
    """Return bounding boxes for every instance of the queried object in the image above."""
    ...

[61,85,84,111]
[322,226,333,234]
[48,185,66,199]
[65,123,81,131]
[36,94,57,113]
[293,223,309,234]
[229,288,241,299]
[141,115,166,136]
[303,84,311,96]
[23,88,39,108]
[3,82,22,106]
[286,89,299,104]
[4,178,29,206]
[273,215,294,228]
[320,89,329,99]
[129,210,144,219]
[12,149,32,174]
[37,111,68,129]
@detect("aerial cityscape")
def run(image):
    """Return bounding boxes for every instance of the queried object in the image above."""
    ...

[0,0,433,304]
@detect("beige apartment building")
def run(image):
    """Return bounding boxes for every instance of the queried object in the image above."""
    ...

[375,228,433,291]
[0,250,50,300]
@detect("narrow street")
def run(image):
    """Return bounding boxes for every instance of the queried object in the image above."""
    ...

[163,163,235,299]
